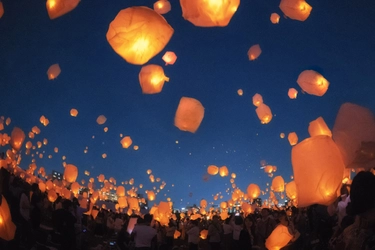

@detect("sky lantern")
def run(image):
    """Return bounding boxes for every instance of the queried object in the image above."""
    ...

[256,103,273,124]
[220,201,227,209]
[297,70,329,96]
[70,182,80,194]
[120,136,132,149]
[64,164,78,183]
[139,64,169,94]
[47,64,61,80]
[237,89,243,96]
[147,190,156,201]
[174,230,181,239]
[116,186,125,197]
[118,196,128,208]
[332,103,375,170]
[219,166,229,177]
[308,116,332,137]
[200,229,208,240]
[39,115,49,126]
[288,88,298,99]
[9,127,25,151]
[96,115,107,125]
[265,224,293,250]
[270,13,280,24]
[252,93,263,107]
[47,190,58,202]
[46,0,80,19]
[180,0,240,27]
[153,0,171,15]
[162,51,177,65]
[288,132,298,146]
[279,0,312,21]
[0,2,3,18]
[292,135,345,207]
[200,199,207,208]
[280,133,285,139]
[106,7,174,65]
[207,165,219,175]
[272,176,285,192]
[0,195,16,241]
[247,44,262,61]
[174,97,205,133]
[38,182,46,193]
[247,184,261,200]
[285,181,297,200]
[70,108,78,117]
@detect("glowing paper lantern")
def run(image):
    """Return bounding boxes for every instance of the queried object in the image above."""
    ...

[118,196,128,208]
[256,103,273,124]
[265,224,293,250]
[280,133,285,138]
[308,117,332,137]
[279,0,312,21]
[200,199,207,208]
[120,136,132,149]
[297,70,329,96]
[220,201,227,209]
[70,108,78,117]
[288,132,298,146]
[46,0,80,19]
[174,230,181,239]
[200,229,208,239]
[106,7,174,65]
[162,51,177,65]
[237,89,243,96]
[247,184,260,200]
[64,164,78,183]
[0,195,16,241]
[247,44,262,61]
[272,176,285,192]
[47,64,61,80]
[38,182,46,193]
[116,186,125,197]
[39,115,49,126]
[147,190,156,201]
[288,88,298,99]
[332,103,375,170]
[47,190,58,202]
[180,0,240,27]
[96,115,107,125]
[174,97,205,133]
[0,2,4,18]
[154,0,171,14]
[9,127,25,151]
[219,166,229,177]
[252,93,263,107]
[139,64,169,94]
[292,135,345,207]
[71,182,80,194]
[207,165,219,175]
[270,13,280,24]
[285,181,297,200]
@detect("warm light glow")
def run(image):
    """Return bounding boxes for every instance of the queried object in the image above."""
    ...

[48,0,56,9]
[132,38,150,53]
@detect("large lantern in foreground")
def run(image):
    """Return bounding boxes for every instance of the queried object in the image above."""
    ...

[279,0,312,22]
[46,0,80,19]
[139,64,169,94]
[308,116,332,137]
[174,97,205,133]
[106,7,174,65]
[0,195,16,241]
[180,0,240,27]
[265,224,293,250]
[272,176,285,192]
[297,70,329,96]
[247,184,260,200]
[292,135,345,207]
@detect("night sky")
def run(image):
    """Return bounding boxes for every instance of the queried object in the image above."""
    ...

[1,0,375,208]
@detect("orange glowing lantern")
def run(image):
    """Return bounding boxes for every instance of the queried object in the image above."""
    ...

[47,64,61,80]
[237,89,243,96]
[292,135,345,207]
[118,196,127,208]
[47,190,58,202]
[247,44,262,61]
[308,117,332,137]
[219,166,229,177]
[288,88,298,99]
[252,93,263,107]
[64,164,78,183]
[9,127,25,151]
[39,115,49,126]
[96,115,107,125]
[265,224,293,250]
[174,97,205,133]
[180,0,240,27]
[162,51,177,65]
[116,186,125,197]
[0,2,3,18]
[71,182,80,194]
[272,176,285,192]
[279,0,312,21]
[147,190,156,201]
[46,0,80,19]
[270,13,280,24]
[247,184,261,200]
[280,133,285,139]
[174,230,181,239]
[285,181,297,200]
[256,103,273,124]
[107,7,174,65]
[200,229,208,239]
[297,70,329,96]
[120,136,132,149]
[288,132,298,146]
[70,108,78,117]
[153,0,171,14]
[0,195,16,241]
[207,165,219,175]
[200,199,207,208]
[139,64,169,94]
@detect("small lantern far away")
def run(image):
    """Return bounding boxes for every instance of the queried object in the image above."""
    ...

[247,184,261,200]
[297,70,329,96]
[207,165,219,175]
[0,2,4,18]
[46,0,80,19]
[154,0,171,15]
[174,97,205,133]
[47,64,61,80]
[106,7,174,65]
[279,0,312,22]
[288,132,298,146]
[64,164,78,183]
[270,13,280,24]
[292,135,345,207]
[10,127,25,152]
[252,93,263,107]
[237,89,243,96]
[180,0,240,27]
[39,116,49,126]
[308,117,332,137]
[248,44,262,61]
[96,115,107,125]
[0,195,16,241]
[120,136,132,149]
[162,51,177,65]
[256,103,273,124]
[288,88,298,99]
[265,224,293,250]
[139,64,169,94]
[272,176,285,192]
[70,108,78,117]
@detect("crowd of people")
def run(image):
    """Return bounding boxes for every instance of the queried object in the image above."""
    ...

[0,165,374,250]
